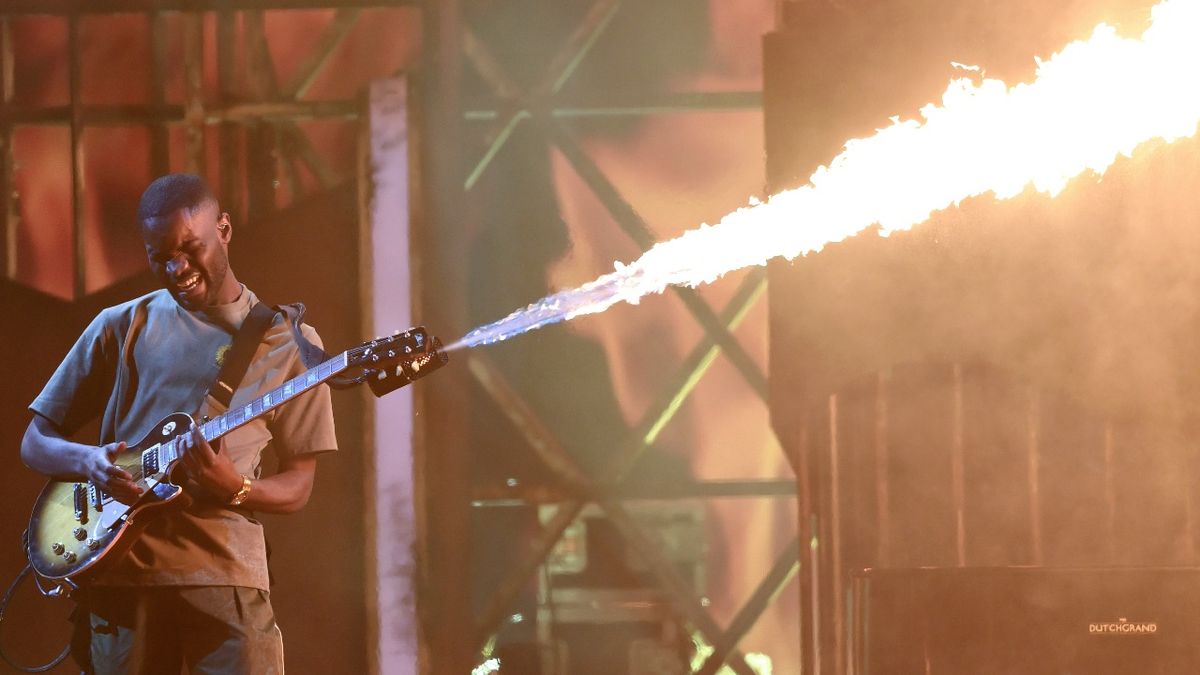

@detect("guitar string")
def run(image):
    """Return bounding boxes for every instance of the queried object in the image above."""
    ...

[49,343,378,509]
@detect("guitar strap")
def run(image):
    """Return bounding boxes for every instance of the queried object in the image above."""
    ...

[274,302,360,389]
[209,300,356,409]
[204,301,280,587]
[273,303,326,369]
[207,302,279,410]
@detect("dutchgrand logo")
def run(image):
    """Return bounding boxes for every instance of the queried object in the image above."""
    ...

[1089,617,1157,635]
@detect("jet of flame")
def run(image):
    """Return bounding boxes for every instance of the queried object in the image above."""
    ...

[448,0,1200,352]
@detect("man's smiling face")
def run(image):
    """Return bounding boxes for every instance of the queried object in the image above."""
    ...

[142,201,236,311]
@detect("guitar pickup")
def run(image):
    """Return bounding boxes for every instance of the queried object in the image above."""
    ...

[73,483,88,524]
[142,445,160,476]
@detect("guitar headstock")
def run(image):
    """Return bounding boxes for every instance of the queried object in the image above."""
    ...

[348,326,449,397]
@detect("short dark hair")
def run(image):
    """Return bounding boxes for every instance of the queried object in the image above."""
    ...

[137,173,215,223]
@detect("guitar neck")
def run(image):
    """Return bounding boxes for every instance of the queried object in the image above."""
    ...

[206,351,350,441]
[160,350,349,464]
[149,326,444,468]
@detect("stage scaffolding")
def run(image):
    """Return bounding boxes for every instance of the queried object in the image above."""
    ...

[0,3,795,674]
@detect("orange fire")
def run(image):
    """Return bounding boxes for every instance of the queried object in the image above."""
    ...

[454,0,1200,350]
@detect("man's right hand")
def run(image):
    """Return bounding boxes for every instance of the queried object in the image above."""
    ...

[22,415,144,504]
[82,441,143,504]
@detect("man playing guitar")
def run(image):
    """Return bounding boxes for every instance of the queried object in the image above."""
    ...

[20,174,337,674]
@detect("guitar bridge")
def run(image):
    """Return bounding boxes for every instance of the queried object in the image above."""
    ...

[88,482,105,512]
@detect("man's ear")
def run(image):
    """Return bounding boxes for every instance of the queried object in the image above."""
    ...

[217,212,232,242]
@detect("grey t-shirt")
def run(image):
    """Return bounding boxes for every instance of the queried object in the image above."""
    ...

[30,287,337,590]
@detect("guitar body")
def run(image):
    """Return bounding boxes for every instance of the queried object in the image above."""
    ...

[26,412,194,585]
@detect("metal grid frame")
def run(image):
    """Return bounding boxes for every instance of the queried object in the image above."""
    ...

[449,3,801,673]
[0,1,401,298]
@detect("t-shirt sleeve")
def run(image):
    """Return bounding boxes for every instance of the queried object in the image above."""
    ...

[270,323,338,459]
[30,310,118,436]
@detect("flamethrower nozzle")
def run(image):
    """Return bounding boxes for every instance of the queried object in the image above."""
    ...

[365,329,449,398]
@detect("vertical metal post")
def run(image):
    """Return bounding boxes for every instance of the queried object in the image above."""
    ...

[829,394,843,675]
[873,370,890,567]
[355,78,379,675]
[1103,423,1117,563]
[68,14,86,299]
[360,78,420,675]
[148,12,170,178]
[1185,444,1197,562]
[275,123,301,199]
[0,17,14,280]
[1026,386,1043,565]
[951,363,966,567]
[182,12,206,176]
[420,1,472,673]
[791,408,818,675]
[243,11,275,218]
[809,475,822,674]
[217,10,241,219]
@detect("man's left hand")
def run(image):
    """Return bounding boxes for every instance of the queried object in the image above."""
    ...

[181,423,242,502]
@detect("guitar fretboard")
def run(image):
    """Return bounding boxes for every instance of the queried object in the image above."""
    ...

[159,351,349,465]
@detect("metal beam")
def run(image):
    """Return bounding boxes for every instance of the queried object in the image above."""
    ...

[1,0,417,16]
[419,0,474,671]
[600,501,757,675]
[608,270,767,479]
[460,27,526,191]
[279,121,340,188]
[217,10,241,219]
[68,15,85,299]
[539,0,620,97]
[461,1,620,191]
[244,10,277,216]
[182,12,207,175]
[462,91,763,121]
[471,269,767,648]
[149,12,171,177]
[0,92,761,127]
[281,8,361,100]
[695,538,801,675]
[275,124,302,201]
[544,118,770,400]
[1,17,14,280]
[471,479,800,506]
[1,100,358,125]
[464,356,758,675]
[468,356,593,490]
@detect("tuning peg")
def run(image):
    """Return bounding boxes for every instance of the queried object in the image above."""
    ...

[377,371,387,380]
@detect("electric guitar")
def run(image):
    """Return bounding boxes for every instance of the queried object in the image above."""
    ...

[26,327,447,588]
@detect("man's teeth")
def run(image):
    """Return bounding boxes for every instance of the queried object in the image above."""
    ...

[178,274,201,291]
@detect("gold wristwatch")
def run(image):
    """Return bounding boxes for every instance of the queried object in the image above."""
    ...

[229,475,253,506]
